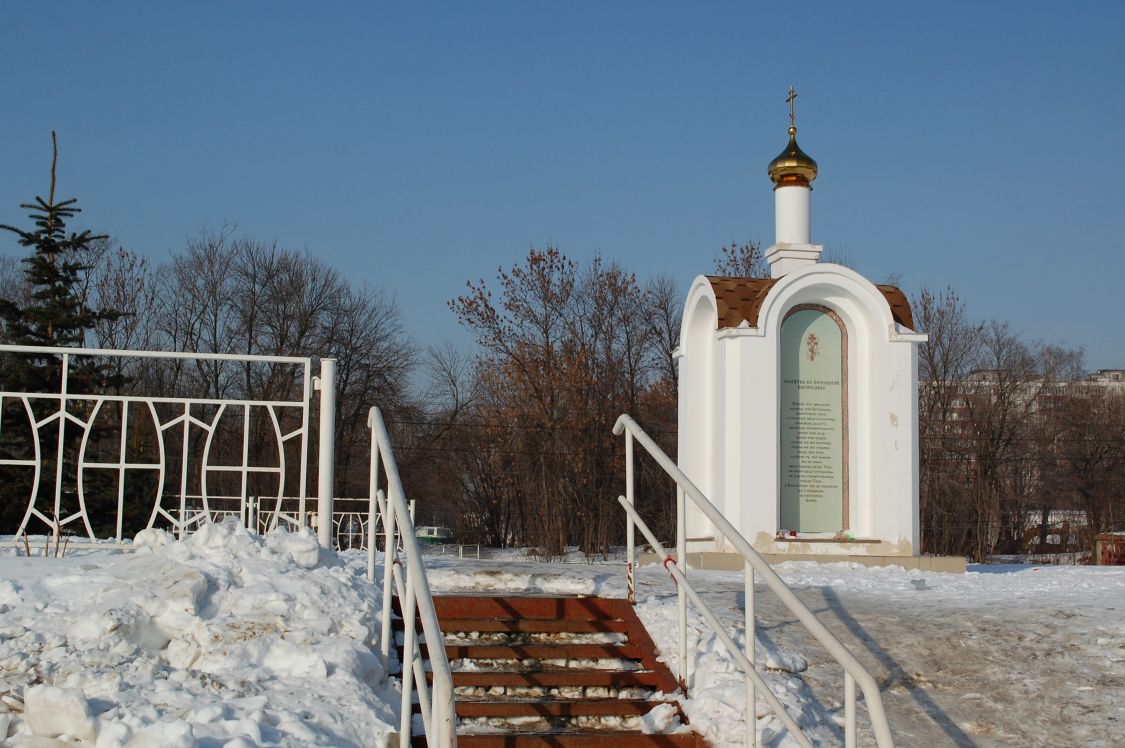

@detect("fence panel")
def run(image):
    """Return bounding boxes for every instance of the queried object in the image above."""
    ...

[0,345,313,543]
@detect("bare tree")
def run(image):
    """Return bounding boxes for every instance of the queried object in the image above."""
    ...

[913,286,1092,560]
[913,286,981,555]
[0,255,32,344]
[447,246,679,555]
[89,244,159,371]
[967,324,1082,557]
[714,240,767,277]
[155,225,240,398]
[143,226,417,505]
[646,274,681,388]
[820,244,856,269]
[1041,383,1125,545]
[331,283,416,496]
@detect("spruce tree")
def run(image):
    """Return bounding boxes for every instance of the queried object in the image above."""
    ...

[0,132,116,392]
[0,132,122,535]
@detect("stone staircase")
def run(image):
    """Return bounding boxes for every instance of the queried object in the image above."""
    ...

[396,594,708,747]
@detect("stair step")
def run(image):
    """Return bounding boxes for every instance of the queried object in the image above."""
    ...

[449,699,677,718]
[428,595,634,621]
[431,670,665,688]
[413,732,705,747]
[394,616,630,635]
[411,698,676,717]
[438,643,646,660]
[429,618,630,634]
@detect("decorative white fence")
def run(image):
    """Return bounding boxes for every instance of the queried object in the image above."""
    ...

[0,344,336,545]
[616,414,894,748]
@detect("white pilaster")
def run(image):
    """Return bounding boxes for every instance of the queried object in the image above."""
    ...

[765,242,823,278]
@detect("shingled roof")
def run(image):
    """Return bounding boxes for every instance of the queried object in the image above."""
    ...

[705,276,915,331]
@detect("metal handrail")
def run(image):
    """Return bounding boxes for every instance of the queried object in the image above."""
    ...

[368,407,456,748]
[0,342,311,364]
[615,413,893,748]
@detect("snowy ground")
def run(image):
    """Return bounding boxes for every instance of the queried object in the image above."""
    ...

[762,562,1125,747]
[0,532,1121,747]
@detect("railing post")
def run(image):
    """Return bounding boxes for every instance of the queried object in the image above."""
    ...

[625,430,636,604]
[178,403,191,539]
[368,445,380,582]
[53,353,70,537]
[380,488,397,676]
[116,400,129,542]
[433,677,455,748]
[676,484,687,687]
[399,568,418,747]
[745,561,757,748]
[845,671,857,748]
[315,358,336,548]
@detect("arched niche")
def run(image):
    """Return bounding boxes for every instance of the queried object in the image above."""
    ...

[778,304,848,533]
[761,265,900,539]
[677,285,718,520]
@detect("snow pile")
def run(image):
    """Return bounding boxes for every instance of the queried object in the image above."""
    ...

[426,558,613,595]
[0,521,395,747]
[633,593,825,748]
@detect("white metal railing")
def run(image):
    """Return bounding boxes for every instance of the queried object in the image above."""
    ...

[616,414,894,748]
[187,495,399,552]
[0,345,336,545]
[369,407,456,748]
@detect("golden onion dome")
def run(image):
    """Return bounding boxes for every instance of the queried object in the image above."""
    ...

[767,124,818,187]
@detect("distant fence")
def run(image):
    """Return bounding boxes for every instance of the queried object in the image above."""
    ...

[0,345,337,545]
[989,551,1093,566]
[1095,533,1125,565]
[11,495,412,555]
[201,495,403,552]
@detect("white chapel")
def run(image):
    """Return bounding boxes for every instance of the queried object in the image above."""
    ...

[676,90,930,563]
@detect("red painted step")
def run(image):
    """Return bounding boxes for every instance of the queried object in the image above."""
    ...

[412,733,706,747]
[437,617,631,634]
[400,594,706,746]
[436,643,646,660]
[412,698,682,719]
[430,595,634,621]
[429,669,666,688]
[431,699,680,719]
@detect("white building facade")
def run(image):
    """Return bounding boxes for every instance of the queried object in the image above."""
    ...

[677,97,927,559]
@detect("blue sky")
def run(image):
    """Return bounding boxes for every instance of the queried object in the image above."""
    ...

[2,2,1123,368]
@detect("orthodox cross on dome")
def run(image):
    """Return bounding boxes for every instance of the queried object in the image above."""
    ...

[786,85,798,129]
